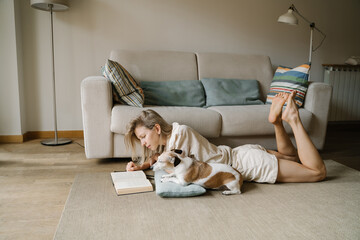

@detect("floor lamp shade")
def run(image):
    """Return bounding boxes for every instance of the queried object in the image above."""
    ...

[31,0,69,11]
[277,9,298,25]
[30,0,71,146]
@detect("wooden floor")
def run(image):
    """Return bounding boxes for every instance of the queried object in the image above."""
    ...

[0,124,359,240]
[320,122,360,171]
[0,139,130,240]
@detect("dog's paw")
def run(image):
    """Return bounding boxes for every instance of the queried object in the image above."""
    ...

[161,177,171,183]
[161,174,173,179]
[222,190,241,195]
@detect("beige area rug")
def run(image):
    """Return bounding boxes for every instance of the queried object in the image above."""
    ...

[54,160,360,240]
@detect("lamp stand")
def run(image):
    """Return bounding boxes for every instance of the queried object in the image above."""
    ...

[41,4,71,146]
[307,23,315,81]
[278,4,326,68]
[309,25,314,63]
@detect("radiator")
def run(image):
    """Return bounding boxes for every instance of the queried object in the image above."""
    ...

[323,64,360,121]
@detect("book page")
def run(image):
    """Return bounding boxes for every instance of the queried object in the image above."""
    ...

[114,178,152,190]
[111,171,147,182]
[110,171,153,195]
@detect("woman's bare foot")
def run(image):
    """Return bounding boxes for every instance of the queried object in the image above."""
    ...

[268,92,288,124]
[281,91,300,125]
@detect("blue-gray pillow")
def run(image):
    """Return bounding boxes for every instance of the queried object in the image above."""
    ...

[201,78,264,107]
[140,80,205,107]
[154,170,206,198]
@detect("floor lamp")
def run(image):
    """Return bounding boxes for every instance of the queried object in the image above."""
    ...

[30,0,72,146]
[277,4,326,64]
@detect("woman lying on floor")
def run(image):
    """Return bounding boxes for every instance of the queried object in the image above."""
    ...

[124,91,326,183]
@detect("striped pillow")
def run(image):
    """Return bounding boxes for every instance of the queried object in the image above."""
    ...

[266,63,311,108]
[102,59,144,107]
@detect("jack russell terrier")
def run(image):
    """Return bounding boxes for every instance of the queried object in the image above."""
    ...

[152,149,243,195]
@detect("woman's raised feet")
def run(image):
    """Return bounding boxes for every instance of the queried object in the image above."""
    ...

[281,91,300,125]
[268,92,288,124]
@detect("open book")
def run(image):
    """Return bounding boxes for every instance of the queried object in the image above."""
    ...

[110,171,153,195]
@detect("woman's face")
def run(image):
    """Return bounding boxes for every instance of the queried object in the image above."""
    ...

[134,124,161,151]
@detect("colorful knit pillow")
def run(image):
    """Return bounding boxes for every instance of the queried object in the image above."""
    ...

[266,63,311,108]
[102,59,144,107]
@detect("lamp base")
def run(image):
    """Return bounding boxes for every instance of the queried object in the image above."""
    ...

[41,138,72,146]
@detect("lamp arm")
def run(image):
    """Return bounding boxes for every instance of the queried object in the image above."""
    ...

[290,4,326,52]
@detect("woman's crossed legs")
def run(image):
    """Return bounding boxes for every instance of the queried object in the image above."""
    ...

[268,92,326,183]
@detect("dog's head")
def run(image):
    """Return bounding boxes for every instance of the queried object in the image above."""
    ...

[152,149,183,171]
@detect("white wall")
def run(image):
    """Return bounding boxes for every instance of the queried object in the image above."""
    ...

[0,0,24,135]
[1,0,360,134]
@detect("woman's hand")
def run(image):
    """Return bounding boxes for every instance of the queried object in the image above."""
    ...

[126,161,140,171]
[126,153,160,171]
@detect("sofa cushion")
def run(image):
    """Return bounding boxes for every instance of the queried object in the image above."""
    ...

[201,78,263,107]
[111,105,222,138]
[266,63,310,108]
[208,105,313,136]
[140,80,205,107]
[102,59,144,107]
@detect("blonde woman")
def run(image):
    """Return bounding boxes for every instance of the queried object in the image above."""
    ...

[125,91,326,183]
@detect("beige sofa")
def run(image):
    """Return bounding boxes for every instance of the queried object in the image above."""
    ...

[81,50,332,159]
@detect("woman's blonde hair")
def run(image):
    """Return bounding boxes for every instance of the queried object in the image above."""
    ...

[124,109,172,163]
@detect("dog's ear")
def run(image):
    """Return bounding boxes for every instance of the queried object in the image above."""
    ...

[174,156,181,167]
[173,149,183,155]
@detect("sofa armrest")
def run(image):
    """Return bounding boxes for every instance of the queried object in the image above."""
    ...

[81,76,113,158]
[303,82,333,149]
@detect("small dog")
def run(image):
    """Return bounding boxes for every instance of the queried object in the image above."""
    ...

[152,149,243,195]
